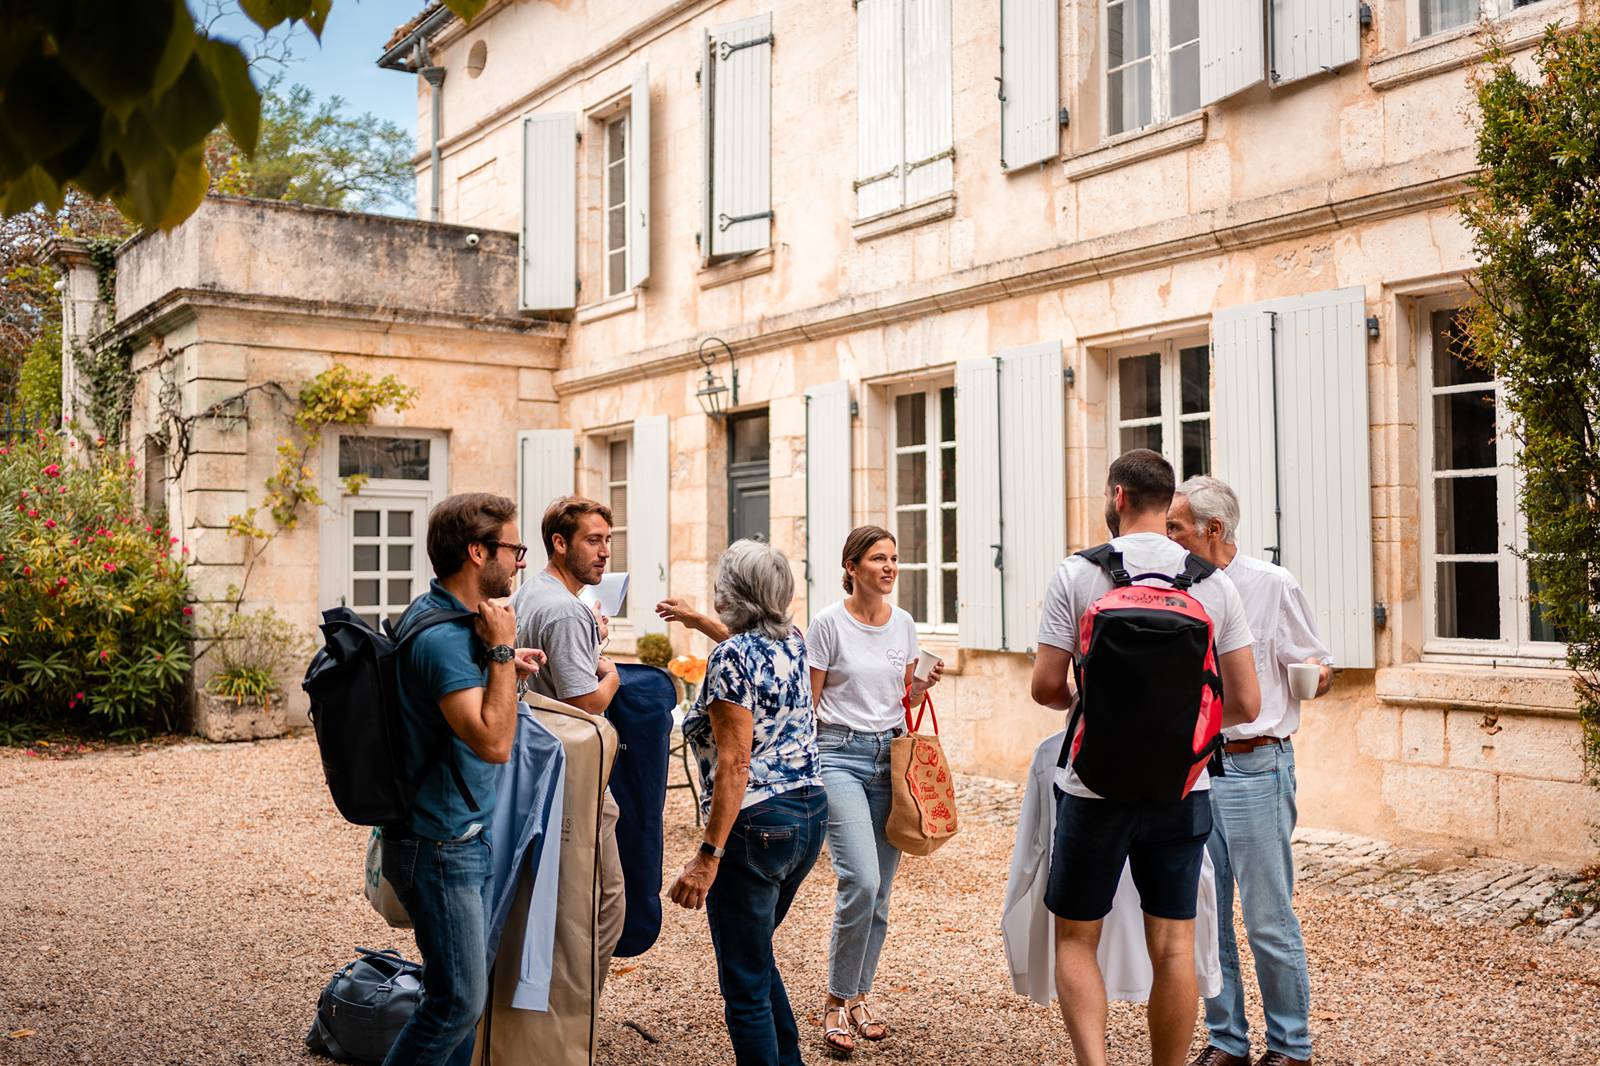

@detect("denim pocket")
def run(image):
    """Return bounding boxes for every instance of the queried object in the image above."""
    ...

[1222,749,1279,778]
[740,822,801,880]
[814,729,846,753]
[381,836,419,896]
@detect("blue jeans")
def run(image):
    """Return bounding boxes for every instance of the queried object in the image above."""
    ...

[817,724,903,1000]
[1205,740,1312,1061]
[705,786,827,1066]
[381,832,493,1066]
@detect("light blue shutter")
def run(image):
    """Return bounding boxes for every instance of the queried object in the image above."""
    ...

[629,415,669,634]
[902,0,953,204]
[1199,0,1265,104]
[804,381,853,623]
[955,357,1004,649]
[628,65,651,290]
[518,429,575,568]
[1271,0,1360,85]
[1210,309,1278,563]
[709,14,773,259]
[1212,288,1374,668]
[856,0,904,218]
[520,113,577,311]
[999,0,1059,170]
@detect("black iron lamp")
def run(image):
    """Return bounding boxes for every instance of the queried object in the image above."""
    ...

[695,337,739,420]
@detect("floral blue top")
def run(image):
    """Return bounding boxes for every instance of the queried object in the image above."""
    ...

[683,629,821,820]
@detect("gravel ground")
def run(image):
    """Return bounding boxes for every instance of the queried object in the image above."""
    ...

[3,735,1599,1065]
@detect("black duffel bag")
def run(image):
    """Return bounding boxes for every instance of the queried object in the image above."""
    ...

[305,947,422,1063]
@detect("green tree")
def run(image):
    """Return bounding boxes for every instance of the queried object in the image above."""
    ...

[0,0,483,231]
[1463,26,1600,797]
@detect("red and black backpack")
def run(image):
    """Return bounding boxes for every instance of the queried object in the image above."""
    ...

[1056,545,1226,802]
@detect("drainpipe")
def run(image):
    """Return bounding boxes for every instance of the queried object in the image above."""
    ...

[418,38,446,222]
[376,6,456,221]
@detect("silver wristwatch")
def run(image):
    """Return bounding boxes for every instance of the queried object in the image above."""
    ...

[487,643,515,664]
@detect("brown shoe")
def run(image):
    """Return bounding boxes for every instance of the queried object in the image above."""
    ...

[1189,1049,1250,1066]
[1255,1054,1311,1066]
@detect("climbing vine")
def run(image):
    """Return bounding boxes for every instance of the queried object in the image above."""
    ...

[74,237,134,446]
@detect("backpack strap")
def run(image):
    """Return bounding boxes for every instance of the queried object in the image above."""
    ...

[1075,544,1133,587]
[394,606,485,815]
[1172,552,1218,591]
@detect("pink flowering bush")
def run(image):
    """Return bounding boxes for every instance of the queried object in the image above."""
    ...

[0,430,190,737]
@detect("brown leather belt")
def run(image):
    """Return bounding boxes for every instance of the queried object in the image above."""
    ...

[1223,736,1287,755]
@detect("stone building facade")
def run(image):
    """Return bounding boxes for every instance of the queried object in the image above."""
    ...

[64,0,1597,863]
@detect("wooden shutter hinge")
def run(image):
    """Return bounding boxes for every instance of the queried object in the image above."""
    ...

[717,210,774,231]
[719,34,774,60]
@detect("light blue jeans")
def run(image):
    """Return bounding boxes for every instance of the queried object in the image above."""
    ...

[817,724,903,1000]
[1204,739,1313,1062]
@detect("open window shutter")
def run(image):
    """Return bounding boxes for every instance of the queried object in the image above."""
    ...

[997,341,1066,649]
[1211,308,1278,564]
[902,0,953,205]
[629,415,669,633]
[1271,0,1360,86]
[628,65,651,290]
[999,0,1058,170]
[804,381,853,624]
[1213,287,1374,668]
[1199,0,1265,105]
[518,429,575,568]
[709,14,773,259]
[856,0,904,219]
[955,357,1004,649]
[520,113,577,311]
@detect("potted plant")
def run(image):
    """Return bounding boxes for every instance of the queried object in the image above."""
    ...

[635,632,673,669]
[193,605,312,742]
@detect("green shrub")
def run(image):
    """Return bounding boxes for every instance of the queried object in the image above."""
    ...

[0,429,191,736]
[635,632,673,669]
[202,602,313,706]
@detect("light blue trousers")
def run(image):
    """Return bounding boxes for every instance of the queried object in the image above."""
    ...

[1205,740,1313,1061]
[817,724,903,1000]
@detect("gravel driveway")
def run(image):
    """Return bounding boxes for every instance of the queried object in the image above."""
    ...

[3,735,1598,1065]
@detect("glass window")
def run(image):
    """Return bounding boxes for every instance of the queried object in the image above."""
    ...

[604,435,630,572]
[1105,0,1200,137]
[603,112,630,298]
[346,502,425,629]
[338,436,430,481]
[893,384,958,629]
[1111,339,1210,481]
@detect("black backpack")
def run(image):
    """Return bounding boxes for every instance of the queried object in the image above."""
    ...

[305,947,422,1063]
[303,605,480,826]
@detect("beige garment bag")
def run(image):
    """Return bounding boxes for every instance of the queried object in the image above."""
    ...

[474,694,617,1066]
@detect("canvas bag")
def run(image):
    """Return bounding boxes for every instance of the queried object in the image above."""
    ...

[887,690,959,856]
[363,828,411,930]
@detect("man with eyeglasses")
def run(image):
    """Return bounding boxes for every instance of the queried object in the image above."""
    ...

[512,495,627,990]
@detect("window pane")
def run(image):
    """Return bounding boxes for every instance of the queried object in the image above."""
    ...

[900,569,929,624]
[606,116,626,164]
[1434,475,1497,555]
[1527,567,1565,644]
[1169,42,1200,117]
[1431,309,1491,387]
[1118,353,1162,420]
[388,545,412,572]
[1419,0,1478,38]
[607,249,627,295]
[896,393,927,447]
[1181,419,1211,479]
[1179,344,1209,414]
[607,205,627,251]
[609,439,628,477]
[1121,423,1163,455]
[1108,62,1153,135]
[897,451,927,505]
[353,579,380,607]
[940,387,956,443]
[1436,561,1500,640]
[353,510,380,537]
[607,159,627,209]
[897,510,928,564]
[730,412,770,464]
[387,510,411,538]
[1433,390,1497,470]
[941,566,958,625]
[1169,0,1199,44]
[1107,0,1152,65]
[611,531,628,572]
[387,579,411,605]
[339,436,430,480]
[353,545,379,572]
[941,507,957,564]
[609,484,628,527]
[940,445,956,504]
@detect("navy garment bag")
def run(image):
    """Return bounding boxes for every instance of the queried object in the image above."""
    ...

[606,663,675,957]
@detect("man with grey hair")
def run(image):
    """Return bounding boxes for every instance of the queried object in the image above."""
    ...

[1168,475,1332,1066]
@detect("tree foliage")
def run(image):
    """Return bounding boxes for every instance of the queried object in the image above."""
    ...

[1463,26,1600,788]
[1,0,483,231]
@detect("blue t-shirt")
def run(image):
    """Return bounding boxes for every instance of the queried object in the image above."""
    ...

[395,580,503,841]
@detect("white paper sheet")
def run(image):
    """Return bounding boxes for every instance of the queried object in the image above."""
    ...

[577,572,629,617]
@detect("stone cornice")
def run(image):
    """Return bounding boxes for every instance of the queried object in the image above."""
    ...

[554,166,1476,396]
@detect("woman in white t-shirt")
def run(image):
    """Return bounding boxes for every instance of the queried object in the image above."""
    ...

[806,525,943,1057]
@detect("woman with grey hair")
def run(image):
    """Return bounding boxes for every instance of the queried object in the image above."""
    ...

[667,539,827,1066]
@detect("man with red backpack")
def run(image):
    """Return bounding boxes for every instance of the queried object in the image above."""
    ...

[1031,449,1261,1066]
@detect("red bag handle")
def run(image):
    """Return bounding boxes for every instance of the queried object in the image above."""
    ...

[902,685,939,735]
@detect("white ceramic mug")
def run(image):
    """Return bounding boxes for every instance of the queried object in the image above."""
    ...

[913,649,942,682]
[1287,662,1321,701]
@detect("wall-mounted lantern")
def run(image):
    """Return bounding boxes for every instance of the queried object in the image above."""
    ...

[695,337,739,420]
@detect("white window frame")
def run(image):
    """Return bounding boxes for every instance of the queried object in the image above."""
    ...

[1409,0,1550,41]
[600,431,630,576]
[1106,337,1211,481]
[888,380,958,633]
[602,110,631,299]
[1416,295,1565,662]
[1103,0,1201,139]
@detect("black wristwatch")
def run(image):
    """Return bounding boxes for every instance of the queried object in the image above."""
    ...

[487,644,515,664]
[699,840,725,860]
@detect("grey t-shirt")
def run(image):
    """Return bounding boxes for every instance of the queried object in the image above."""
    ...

[512,570,601,702]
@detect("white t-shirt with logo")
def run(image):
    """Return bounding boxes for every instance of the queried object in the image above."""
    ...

[1036,532,1254,799]
[805,601,919,733]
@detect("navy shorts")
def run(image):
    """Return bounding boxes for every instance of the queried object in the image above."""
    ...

[1044,788,1213,922]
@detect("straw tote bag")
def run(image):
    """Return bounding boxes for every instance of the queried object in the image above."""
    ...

[887,690,959,856]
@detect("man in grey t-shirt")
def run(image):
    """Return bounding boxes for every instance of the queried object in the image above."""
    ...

[511,495,624,993]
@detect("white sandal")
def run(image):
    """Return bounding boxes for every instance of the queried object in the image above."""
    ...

[822,1004,854,1058]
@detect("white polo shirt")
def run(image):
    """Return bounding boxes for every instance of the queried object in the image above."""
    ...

[1221,552,1334,741]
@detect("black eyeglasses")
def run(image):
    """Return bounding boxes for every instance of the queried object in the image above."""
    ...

[484,540,529,562]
